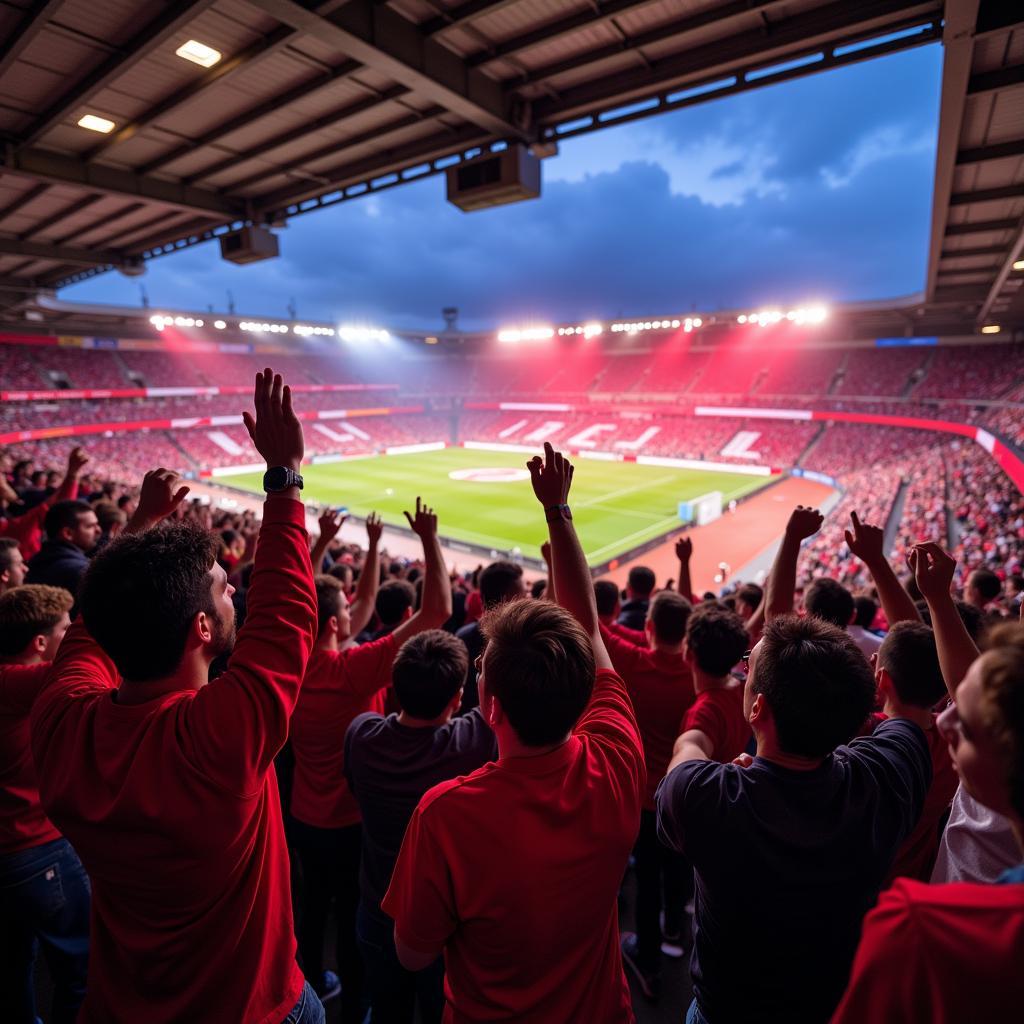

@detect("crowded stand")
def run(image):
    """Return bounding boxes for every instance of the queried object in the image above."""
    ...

[832,346,929,396]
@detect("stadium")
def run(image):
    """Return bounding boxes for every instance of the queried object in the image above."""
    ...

[1,1,1023,1023]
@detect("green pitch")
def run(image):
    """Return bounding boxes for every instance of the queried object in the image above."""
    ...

[228,447,770,563]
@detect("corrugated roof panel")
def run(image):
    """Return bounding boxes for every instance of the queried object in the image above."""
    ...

[988,87,1024,145]
[464,0,593,46]
[55,0,164,44]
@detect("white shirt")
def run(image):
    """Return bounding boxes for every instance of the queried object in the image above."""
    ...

[930,785,1020,883]
[847,624,884,659]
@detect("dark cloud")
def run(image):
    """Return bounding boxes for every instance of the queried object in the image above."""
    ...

[64,45,942,331]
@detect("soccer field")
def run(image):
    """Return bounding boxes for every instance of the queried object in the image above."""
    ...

[228,447,771,564]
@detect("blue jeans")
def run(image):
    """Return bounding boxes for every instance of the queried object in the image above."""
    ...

[0,837,91,1024]
[685,998,711,1024]
[356,901,445,1024]
[282,981,326,1024]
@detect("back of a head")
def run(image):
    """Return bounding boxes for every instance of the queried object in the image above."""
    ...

[919,599,986,643]
[79,522,219,682]
[480,599,595,747]
[736,583,763,614]
[479,560,525,609]
[375,578,416,626]
[978,623,1024,820]
[969,568,1003,604]
[0,584,73,659]
[754,615,876,758]
[804,578,855,628]
[94,501,127,532]
[878,621,945,708]
[853,595,878,630]
[627,565,656,598]
[44,499,92,541]
[314,574,344,636]
[648,590,692,645]
[393,630,469,719]
[0,537,20,575]
[685,604,748,676]
[594,579,620,618]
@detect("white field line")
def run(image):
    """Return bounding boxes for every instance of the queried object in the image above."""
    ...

[575,473,678,509]
[585,514,683,563]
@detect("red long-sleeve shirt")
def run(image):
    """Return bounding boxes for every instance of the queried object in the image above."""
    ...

[30,496,317,1024]
[0,499,52,560]
[0,662,61,854]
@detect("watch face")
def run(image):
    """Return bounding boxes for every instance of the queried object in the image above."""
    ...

[264,467,288,491]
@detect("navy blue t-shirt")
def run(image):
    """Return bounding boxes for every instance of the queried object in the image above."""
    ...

[656,718,931,1024]
[345,709,497,922]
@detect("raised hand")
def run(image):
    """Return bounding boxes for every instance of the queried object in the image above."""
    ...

[908,542,957,604]
[317,508,348,544]
[675,536,693,563]
[844,511,885,564]
[404,497,437,539]
[127,468,190,532]
[527,442,573,508]
[65,446,89,475]
[785,505,824,542]
[366,511,383,545]
[540,541,552,565]
[242,368,303,472]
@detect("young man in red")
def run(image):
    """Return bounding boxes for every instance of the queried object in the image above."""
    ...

[601,588,694,1000]
[383,443,645,1022]
[677,603,751,763]
[30,369,325,1024]
[289,501,451,1020]
[0,584,89,1024]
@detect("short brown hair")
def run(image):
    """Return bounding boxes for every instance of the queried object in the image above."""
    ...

[393,630,468,718]
[686,604,748,676]
[977,623,1024,819]
[648,590,692,645]
[480,599,594,747]
[878,621,944,708]
[0,584,73,657]
[314,574,344,637]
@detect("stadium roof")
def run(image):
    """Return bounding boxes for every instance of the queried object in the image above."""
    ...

[0,0,1019,334]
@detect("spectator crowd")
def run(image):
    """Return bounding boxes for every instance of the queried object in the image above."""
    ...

[1,368,1022,1024]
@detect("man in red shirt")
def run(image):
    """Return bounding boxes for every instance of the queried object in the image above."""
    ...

[0,584,90,1024]
[601,589,693,1000]
[30,369,326,1024]
[289,499,452,1020]
[677,603,751,763]
[383,443,645,1023]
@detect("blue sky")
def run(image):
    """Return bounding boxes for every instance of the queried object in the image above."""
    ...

[64,44,942,332]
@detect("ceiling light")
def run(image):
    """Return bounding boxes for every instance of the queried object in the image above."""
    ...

[176,40,222,68]
[78,114,115,134]
[981,324,1001,334]
[1013,259,1024,271]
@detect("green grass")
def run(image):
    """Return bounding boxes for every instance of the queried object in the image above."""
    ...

[228,448,769,563]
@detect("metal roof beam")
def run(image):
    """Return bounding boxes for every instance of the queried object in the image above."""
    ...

[941,244,1008,256]
[423,0,526,36]
[967,62,1024,96]
[0,0,64,80]
[956,138,1024,164]
[944,218,1018,235]
[137,58,365,176]
[0,236,120,267]
[977,213,1024,323]
[1,146,245,219]
[470,0,787,71]
[181,83,405,185]
[949,184,1024,204]
[20,194,104,241]
[244,0,527,138]
[17,0,219,148]
[0,183,50,227]
[924,0,980,299]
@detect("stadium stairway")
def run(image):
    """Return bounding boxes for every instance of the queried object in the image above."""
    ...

[903,348,936,397]
[826,352,850,395]
[883,477,910,556]
[794,424,828,467]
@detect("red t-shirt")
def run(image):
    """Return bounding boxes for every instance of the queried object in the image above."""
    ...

[30,496,317,1024]
[382,669,644,1023]
[601,625,694,808]
[0,499,51,561]
[0,662,61,854]
[289,634,398,830]
[830,876,1024,1023]
[681,683,750,763]
[607,620,647,646]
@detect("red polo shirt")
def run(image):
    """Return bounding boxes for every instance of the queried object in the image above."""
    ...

[0,662,61,854]
[289,634,398,830]
[601,625,694,808]
[30,496,317,1024]
[830,876,1024,1023]
[682,682,750,763]
[382,669,644,1023]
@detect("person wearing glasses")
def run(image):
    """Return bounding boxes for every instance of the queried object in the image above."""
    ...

[656,505,933,1024]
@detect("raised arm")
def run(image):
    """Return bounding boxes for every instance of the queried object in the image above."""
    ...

[845,511,921,625]
[528,443,611,671]
[541,540,555,604]
[309,507,347,570]
[348,512,382,637]
[909,542,979,701]
[390,499,452,644]
[53,446,89,505]
[766,506,823,622]
[675,535,695,603]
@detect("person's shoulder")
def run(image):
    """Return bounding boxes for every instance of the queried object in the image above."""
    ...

[417,760,496,815]
[454,620,479,642]
[346,710,388,744]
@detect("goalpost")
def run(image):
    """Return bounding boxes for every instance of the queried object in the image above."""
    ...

[677,491,724,527]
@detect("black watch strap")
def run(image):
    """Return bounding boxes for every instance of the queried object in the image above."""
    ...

[263,466,304,492]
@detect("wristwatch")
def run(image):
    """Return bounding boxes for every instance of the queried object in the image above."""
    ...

[545,503,572,522]
[263,466,304,493]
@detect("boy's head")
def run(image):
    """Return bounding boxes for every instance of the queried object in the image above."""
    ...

[684,604,749,677]
[803,578,855,627]
[646,590,692,647]
[876,621,945,709]
[479,599,594,748]
[375,579,416,628]
[967,568,1002,608]
[315,574,352,640]
[392,630,468,720]
[593,579,620,622]
[626,565,656,600]
[479,560,526,609]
